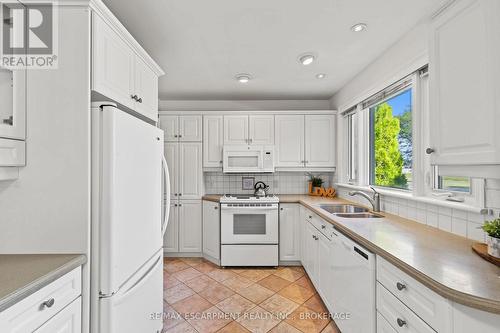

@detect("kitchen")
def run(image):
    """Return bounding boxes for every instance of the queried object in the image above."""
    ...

[0,0,499,333]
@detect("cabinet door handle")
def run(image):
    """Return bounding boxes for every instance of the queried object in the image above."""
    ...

[41,298,55,309]
[178,204,182,207]
[396,282,407,291]
[214,206,218,210]
[174,203,178,207]
[280,207,284,211]
[178,193,182,196]
[425,147,435,154]
[396,318,407,327]
[178,134,182,138]
[174,134,178,138]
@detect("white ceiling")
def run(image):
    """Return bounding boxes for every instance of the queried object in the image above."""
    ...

[102,0,447,100]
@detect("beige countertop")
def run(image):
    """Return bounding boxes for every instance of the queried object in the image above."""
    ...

[203,194,500,314]
[0,254,86,312]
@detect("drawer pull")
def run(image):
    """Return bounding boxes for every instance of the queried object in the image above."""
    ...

[308,215,312,219]
[396,282,407,291]
[321,225,326,229]
[41,298,55,309]
[396,318,407,327]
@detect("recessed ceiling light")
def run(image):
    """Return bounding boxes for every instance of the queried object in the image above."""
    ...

[235,74,252,83]
[316,73,326,79]
[299,54,315,66]
[351,23,367,32]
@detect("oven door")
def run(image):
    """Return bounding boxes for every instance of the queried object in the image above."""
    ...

[221,204,278,244]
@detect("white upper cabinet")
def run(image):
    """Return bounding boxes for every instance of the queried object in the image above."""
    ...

[305,115,336,167]
[224,115,274,145]
[275,115,305,167]
[92,13,161,121]
[224,115,248,145]
[429,0,500,165]
[179,142,203,199]
[92,14,135,110]
[159,116,178,142]
[159,115,202,142]
[203,115,224,168]
[179,116,202,142]
[249,115,274,145]
[134,57,158,120]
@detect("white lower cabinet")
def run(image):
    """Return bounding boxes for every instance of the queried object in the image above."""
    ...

[34,297,81,333]
[163,202,179,253]
[377,283,436,333]
[303,221,319,285]
[179,200,202,252]
[279,204,301,261]
[317,232,333,310]
[0,267,82,333]
[164,200,202,254]
[377,256,452,332]
[377,311,398,333]
[203,200,220,261]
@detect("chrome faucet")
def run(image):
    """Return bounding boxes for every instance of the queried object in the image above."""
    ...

[349,186,381,212]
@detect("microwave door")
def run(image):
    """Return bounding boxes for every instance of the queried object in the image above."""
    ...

[224,150,262,173]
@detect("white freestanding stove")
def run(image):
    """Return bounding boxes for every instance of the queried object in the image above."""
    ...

[220,194,279,266]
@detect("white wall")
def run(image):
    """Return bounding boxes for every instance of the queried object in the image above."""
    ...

[159,99,331,111]
[329,21,429,111]
[0,7,91,254]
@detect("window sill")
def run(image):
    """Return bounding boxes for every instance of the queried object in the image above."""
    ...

[335,183,490,214]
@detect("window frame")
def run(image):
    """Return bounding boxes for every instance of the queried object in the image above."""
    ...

[340,66,485,208]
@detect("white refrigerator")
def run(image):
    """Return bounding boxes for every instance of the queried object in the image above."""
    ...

[90,103,170,333]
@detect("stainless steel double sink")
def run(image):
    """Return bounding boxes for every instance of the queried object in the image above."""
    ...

[317,204,383,218]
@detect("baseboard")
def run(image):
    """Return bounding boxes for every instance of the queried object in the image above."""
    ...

[163,252,203,258]
[202,253,220,266]
[279,260,302,266]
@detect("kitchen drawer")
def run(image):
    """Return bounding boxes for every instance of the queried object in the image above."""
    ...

[0,267,81,333]
[377,311,398,333]
[377,282,435,333]
[377,257,451,332]
[34,296,81,333]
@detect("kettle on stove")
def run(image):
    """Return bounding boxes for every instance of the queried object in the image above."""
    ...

[254,181,269,197]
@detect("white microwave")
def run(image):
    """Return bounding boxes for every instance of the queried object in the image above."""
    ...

[222,145,275,173]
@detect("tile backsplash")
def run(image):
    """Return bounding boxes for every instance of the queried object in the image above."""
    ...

[204,172,335,195]
[335,183,500,243]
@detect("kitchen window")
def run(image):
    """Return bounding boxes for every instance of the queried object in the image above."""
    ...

[340,65,485,209]
[366,80,413,191]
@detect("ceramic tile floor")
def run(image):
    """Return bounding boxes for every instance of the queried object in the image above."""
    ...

[163,257,341,333]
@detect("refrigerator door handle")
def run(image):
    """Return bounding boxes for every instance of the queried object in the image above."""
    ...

[162,155,171,237]
[122,255,162,296]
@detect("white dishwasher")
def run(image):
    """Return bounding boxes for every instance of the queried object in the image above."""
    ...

[330,230,376,333]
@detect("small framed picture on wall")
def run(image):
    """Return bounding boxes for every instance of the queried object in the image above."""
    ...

[242,177,255,190]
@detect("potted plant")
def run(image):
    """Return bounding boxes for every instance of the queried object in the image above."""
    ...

[307,173,324,194]
[481,218,500,258]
